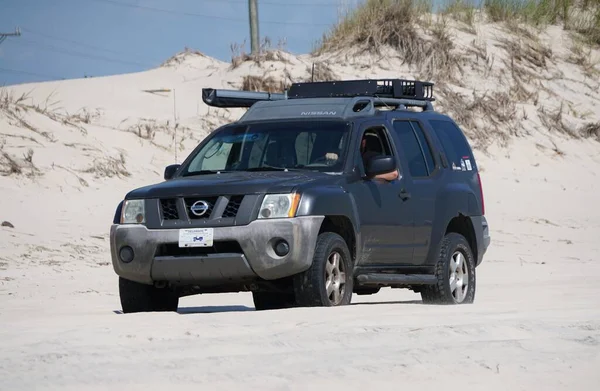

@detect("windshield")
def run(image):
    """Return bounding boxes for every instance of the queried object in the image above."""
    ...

[180,120,351,176]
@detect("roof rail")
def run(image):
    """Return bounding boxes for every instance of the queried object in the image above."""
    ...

[372,97,434,111]
[287,79,435,101]
[202,88,286,108]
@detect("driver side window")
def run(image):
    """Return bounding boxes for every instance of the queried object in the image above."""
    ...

[359,126,395,172]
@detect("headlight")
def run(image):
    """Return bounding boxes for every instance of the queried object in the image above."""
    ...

[120,199,146,224]
[258,193,301,219]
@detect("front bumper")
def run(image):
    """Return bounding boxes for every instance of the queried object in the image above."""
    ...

[110,216,325,285]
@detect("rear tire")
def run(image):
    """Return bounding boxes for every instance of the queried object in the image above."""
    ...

[421,233,476,305]
[252,292,296,311]
[294,232,354,307]
[119,277,179,313]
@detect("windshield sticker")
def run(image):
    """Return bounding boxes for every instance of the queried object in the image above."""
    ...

[220,133,267,143]
[460,159,466,171]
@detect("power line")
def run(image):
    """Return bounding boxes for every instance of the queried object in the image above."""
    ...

[10,37,155,68]
[19,27,154,60]
[84,0,331,26]
[191,0,341,7]
[0,66,66,81]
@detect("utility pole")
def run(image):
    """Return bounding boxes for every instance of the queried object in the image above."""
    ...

[0,27,21,46]
[248,0,259,55]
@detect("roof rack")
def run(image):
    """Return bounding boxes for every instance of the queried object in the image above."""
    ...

[201,78,435,111]
[287,79,435,101]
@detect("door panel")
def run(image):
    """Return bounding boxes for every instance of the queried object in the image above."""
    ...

[349,122,415,266]
[351,179,414,265]
[390,119,441,266]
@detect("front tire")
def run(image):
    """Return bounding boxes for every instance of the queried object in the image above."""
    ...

[421,233,476,305]
[119,277,179,313]
[294,232,354,307]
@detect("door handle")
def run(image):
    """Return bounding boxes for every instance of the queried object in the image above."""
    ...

[399,189,411,201]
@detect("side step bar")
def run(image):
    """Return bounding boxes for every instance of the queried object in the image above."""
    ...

[356,273,437,286]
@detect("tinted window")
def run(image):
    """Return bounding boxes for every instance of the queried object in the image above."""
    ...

[429,120,474,169]
[359,126,395,170]
[181,120,350,175]
[410,121,436,173]
[295,132,316,164]
[392,121,428,177]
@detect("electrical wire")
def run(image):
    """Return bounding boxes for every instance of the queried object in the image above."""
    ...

[187,0,341,7]
[20,27,152,60]
[0,66,66,81]
[13,37,155,67]
[84,0,332,26]
[3,0,351,82]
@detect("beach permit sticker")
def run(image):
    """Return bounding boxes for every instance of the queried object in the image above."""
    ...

[463,156,473,171]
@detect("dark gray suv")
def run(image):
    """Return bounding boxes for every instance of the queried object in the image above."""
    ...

[110,79,491,313]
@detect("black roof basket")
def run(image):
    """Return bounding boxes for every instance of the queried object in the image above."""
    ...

[201,78,435,109]
[287,79,435,101]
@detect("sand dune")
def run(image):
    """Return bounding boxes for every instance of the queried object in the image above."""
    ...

[1,14,600,390]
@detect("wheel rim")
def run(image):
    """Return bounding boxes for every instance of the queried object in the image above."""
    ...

[325,251,346,305]
[449,250,469,303]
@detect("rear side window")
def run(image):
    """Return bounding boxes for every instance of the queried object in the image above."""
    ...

[429,120,476,171]
[392,120,435,177]
[410,121,436,173]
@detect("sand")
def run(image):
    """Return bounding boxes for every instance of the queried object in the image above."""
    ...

[1,17,600,390]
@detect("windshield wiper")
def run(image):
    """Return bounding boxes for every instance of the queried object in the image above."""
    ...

[183,167,312,176]
[244,166,309,172]
[181,170,230,177]
[244,166,286,172]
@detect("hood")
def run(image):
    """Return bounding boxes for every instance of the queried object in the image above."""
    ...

[125,170,336,199]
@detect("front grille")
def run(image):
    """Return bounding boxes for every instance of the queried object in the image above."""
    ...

[184,196,218,219]
[160,198,179,220]
[223,195,244,218]
[156,241,243,257]
[158,195,245,222]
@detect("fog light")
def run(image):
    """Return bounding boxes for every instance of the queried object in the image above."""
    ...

[274,240,289,257]
[119,246,134,263]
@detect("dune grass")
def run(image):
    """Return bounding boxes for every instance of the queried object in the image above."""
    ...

[314,0,466,82]
[315,0,600,55]
[483,0,600,43]
[311,0,599,147]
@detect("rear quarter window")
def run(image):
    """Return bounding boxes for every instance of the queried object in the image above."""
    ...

[428,119,476,172]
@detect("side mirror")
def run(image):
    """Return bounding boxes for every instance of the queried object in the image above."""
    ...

[365,155,396,177]
[164,164,181,180]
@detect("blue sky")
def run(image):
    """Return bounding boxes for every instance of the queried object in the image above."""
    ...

[0,0,364,86]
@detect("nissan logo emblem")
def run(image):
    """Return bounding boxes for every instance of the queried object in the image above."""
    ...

[190,200,209,216]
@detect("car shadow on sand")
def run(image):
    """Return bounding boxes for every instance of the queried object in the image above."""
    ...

[113,305,253,315]
[113,300,423,315]
[177,305,254,314]
[175,300,423,314]
[351,300,423,306]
